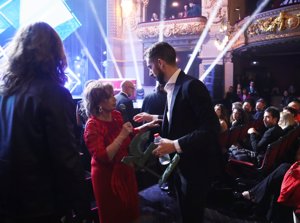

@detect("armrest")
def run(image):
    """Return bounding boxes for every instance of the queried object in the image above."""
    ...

[228,158,255,167]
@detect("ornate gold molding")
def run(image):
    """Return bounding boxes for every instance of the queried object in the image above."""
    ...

[247,11,300,36]
[136,17,207,39]
[229,4,300,51]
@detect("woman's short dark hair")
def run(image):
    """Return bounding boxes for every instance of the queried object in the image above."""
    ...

[83,80,114,117]
[0,22,67,95]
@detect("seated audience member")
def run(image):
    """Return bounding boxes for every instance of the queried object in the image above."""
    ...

[150,12,159,21]
[115,80,136,126]
[236,88,242,101]
[243,100,255,123]
[288,84,296,99]
[236,145,300,223]
[247,106,284,156]
[253,98,266,121]
[283,106,298,121]
[224,86,240,111]
[187,1,201,17]
[183,4,189,17]
[230,107,246,129]
[281,90,292,108]
[214,104,229,132]
[232,101,243,111]
[288,100,300,123]
[240,88,250,102]
[278,111,297,135]
[248,81,259,99]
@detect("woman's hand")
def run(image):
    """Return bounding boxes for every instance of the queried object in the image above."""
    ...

[119,122,133,140]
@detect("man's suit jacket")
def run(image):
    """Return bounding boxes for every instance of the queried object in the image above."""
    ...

[115,92,135,125]
[249,124,284,154]
[162,71,222,182]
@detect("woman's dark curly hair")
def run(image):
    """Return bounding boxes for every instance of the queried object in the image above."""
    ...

[0,22,67,95]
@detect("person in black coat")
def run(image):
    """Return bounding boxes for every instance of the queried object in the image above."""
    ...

[0,22,89,223]
[247,106,284,155]
[187,1,201,17]
[134,42,222,223]
[141,83,167,142]
[115,80,136,126]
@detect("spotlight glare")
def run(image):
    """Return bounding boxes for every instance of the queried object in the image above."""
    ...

[88,0,123,78]
[201,0,271,81]
[172,2,179,7]
[159,0,167,41]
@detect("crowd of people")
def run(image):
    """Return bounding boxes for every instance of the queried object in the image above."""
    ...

[0,21,299,223]
[150,1,201,21]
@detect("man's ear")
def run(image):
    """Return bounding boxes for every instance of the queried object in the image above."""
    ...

[157,58,164,68]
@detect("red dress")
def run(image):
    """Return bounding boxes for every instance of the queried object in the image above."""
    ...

[84,110,139,223]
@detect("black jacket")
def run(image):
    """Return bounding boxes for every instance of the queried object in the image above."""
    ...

[249,124,284,154]
[0,77,89,219]
[162,71,222,182]
[115,92,135,125]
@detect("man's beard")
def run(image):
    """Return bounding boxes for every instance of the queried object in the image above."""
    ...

[155,69,166,85]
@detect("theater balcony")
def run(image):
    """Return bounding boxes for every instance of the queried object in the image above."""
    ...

[136,16,207,47]
[231,3,300,57]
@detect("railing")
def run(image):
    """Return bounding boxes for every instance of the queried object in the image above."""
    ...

[230,4,300,50]
[136,16,207,40]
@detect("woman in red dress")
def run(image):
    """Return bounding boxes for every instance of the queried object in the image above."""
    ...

[83,81,157,223]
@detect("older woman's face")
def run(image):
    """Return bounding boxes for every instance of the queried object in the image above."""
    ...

[100,94,116,112]
[214,105,221,117]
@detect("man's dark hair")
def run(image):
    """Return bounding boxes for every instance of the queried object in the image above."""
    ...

[144,42,176,65]
[265,106,280,122]
[257,98,266,104]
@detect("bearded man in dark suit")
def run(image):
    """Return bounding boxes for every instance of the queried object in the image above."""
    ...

[134,42,222,223]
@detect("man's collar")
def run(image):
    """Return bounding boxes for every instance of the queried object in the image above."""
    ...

[166,68,181,85]
[120,91,129,97]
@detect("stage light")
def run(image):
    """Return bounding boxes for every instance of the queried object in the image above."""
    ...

[201,0,271,81]
[88,0,123,78]
[172,2,179,7]
[121,0,133,17]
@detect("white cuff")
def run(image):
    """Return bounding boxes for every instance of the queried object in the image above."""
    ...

[152,115,159,120]
[174,140,182,153]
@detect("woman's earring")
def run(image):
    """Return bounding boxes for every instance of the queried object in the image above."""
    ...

[99,106,103,113]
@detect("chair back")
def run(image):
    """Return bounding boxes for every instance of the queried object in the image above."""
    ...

[258,137,283,175]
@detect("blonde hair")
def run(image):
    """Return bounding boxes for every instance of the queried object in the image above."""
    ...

[278,111,296,129]
[83,80,114,117]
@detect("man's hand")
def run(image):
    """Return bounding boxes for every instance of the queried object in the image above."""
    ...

[247,127,258,135]
[134,119,161,133]
[152,138,177,157]
[133,112,154,123]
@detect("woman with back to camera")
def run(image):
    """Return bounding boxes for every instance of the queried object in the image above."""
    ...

[0,22,89,223]
[83,80,159,223]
